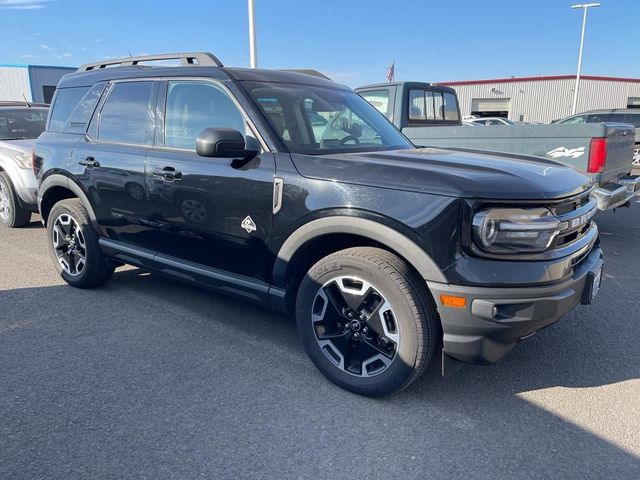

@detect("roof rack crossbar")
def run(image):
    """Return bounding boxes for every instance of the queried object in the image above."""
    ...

[78,52,223,71]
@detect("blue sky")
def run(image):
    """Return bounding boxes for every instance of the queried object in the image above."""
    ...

[1,0,638,87]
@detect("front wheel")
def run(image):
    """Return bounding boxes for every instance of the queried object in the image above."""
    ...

[296,247,440,397]
[46,198,114,288]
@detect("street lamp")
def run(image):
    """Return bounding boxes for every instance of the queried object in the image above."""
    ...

[248,0,258,68]
[570,3,601,115]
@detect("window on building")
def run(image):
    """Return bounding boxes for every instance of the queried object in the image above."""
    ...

[627,97,640,109]
[98,81,154,144]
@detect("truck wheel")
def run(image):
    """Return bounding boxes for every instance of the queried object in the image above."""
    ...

[296,247,440,397]
[0,172,31,228]
[46,198,114,288]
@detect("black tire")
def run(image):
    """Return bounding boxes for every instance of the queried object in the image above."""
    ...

[46,198,115,288]
[0,172,32,228]
[296,247,440,397]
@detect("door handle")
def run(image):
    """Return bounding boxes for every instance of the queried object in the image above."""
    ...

[78,156,100,168]
[152,166,182,180]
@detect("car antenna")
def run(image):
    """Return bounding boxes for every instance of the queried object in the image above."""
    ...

[22,94,32,108]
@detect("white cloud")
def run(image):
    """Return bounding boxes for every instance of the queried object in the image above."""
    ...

[20,54,38,59]
[0,0,53,9]
[39,44,51,50]
[62,52,72,57]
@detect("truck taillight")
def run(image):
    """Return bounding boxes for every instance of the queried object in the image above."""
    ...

[588,137,607,173]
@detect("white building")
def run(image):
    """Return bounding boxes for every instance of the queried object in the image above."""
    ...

[0,64,75,104]
[438,75,640,124]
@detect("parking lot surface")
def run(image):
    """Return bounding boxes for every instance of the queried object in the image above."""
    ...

[1,203,639,479]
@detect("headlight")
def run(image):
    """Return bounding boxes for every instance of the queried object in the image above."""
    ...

[472,207,562,254]
[11,152,32,170]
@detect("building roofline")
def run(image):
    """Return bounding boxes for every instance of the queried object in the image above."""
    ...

[437,74,640,86]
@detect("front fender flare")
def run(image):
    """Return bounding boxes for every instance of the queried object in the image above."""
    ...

[272,216,446,286]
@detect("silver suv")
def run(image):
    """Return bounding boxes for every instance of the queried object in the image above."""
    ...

[556,109,640,166]
[0,102,48,227]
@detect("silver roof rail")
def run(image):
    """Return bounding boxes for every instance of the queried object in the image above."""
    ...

[78,52,223,71]
[279,69,331,80]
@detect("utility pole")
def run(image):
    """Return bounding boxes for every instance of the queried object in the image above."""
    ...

[248,0,258,68]
[570,3,601,115]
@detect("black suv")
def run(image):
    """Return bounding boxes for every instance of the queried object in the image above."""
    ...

[35,53,603,396]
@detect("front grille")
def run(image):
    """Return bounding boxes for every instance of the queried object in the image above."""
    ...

[549,188,597,253]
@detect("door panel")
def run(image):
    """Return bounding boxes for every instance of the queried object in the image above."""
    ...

[146,149,275,281]
[70,140,151,246]
[146,79,275,282]
[69,80,157,247]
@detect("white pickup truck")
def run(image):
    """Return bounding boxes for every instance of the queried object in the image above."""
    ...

[356,82,640,210]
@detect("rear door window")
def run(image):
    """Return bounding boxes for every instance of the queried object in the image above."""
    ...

[98,81,155,144]
[588,113,626,123]
[624,113,640,128]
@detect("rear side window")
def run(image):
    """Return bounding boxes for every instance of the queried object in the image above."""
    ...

[360,90,391,119]
[624,113,640,128]
[587,113,625,123]
[98,81,154,144]
[48,87,90,132]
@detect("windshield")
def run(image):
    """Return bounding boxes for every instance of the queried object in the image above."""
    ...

[245,82,413,155]
[0,107,48,140]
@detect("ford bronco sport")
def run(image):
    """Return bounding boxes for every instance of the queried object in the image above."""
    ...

[35,53,603,397]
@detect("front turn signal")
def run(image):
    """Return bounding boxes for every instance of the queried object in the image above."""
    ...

[440,295,467,309]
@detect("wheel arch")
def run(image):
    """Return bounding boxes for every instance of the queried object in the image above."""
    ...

[273,216,447,308]
[39,174,98,228]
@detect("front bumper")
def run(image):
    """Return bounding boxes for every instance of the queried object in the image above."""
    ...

[593,175,640,210]
[427,245,603,365]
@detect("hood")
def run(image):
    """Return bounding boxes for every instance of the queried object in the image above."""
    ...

[290,147,592,200]
[0,138,35,156]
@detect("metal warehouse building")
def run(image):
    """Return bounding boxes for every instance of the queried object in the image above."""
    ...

[438,75,640,124]
[0,64,75,104]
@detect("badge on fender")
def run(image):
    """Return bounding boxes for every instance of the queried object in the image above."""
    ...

[241,216,257,233]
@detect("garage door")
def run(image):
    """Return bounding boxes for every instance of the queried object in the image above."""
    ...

[471,98,510,118]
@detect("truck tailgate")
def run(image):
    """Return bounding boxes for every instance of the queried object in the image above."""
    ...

[601,123,635,183]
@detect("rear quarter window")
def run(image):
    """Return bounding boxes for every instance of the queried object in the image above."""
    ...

[48,87,90,132]
[47,83,106,134]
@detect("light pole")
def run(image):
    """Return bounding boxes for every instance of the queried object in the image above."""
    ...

[248,0,258,68]
[570,3,601,115]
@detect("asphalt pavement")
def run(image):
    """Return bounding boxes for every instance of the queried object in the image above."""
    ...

[1,202,639,479]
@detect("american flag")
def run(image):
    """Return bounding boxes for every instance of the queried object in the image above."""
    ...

[387,62,395,82]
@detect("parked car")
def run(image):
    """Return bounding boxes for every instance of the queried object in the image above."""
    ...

[467,117,518,126]
[356,82,640,210]
[35,53,603,397]
[554,109,640,167]
[0,101,48,228]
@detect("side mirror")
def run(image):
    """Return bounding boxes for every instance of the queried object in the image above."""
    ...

[196,128,259,159]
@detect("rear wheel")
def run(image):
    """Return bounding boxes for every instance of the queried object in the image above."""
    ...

[46,198,114,288]
[296,247,440,397]
[0,172,31,228]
